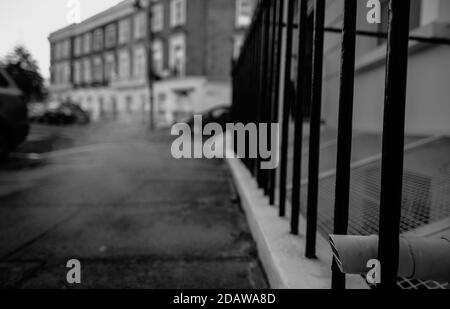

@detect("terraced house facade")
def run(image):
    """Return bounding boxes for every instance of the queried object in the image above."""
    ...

[48,0,256,124]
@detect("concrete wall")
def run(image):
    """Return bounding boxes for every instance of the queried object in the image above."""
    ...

[322,0,450,136]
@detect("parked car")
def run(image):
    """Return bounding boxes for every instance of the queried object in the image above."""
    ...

[0,68,29,159]
[186,105,231,130]
[39,101,90,125]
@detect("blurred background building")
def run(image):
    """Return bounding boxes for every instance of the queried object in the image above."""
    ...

[48,0,256,124]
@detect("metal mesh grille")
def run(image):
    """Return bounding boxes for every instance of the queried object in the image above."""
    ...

[298,137,450,289]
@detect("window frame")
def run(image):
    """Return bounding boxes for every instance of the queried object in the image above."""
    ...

[93,29,104,52]
[93,56,104,82]
[119,48,131,79]
[134,12,147,40]
[74,60,82,84]
[83,33,92,54]
[105,24,117,48]
[170,0,186,28]
[83,58,92,83]
[152,3,164,32]
[119,18,131,45]
[152,39,164,74]
[169,33,186,77]
[133,45,147,78]
[104,52,116,81]
[74,36,83,56]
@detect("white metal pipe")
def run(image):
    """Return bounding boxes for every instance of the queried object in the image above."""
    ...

[329,234,450,282]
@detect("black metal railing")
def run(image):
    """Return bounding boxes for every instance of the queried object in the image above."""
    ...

[231,0,449,289]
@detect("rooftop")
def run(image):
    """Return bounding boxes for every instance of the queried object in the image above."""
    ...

[48,0,148,42]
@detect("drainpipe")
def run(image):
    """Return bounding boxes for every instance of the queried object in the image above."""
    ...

[329,234,450,283]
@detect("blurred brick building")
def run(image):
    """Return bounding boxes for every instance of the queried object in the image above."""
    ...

[48,0,256,124]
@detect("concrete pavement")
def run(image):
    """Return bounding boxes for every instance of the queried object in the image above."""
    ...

[0,120,267,289]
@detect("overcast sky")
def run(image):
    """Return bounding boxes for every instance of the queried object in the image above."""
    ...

[0,0,124,79]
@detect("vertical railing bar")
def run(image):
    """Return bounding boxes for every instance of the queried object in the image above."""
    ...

[251,16,261,175]
[305,0,325,259]
[242,12,249,169]
[378,0,411,289]
[269,0,285,206]
[331,0,358,290]
[257,1,271,187]
[278,0,296,217]
[291,0,309,235]
[254,5,265,178]
[265,0,278,196]
[259,0,272,194]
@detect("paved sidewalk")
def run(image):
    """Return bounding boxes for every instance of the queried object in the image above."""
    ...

[0,122,267,289]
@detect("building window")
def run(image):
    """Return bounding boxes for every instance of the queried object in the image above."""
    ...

[133,45,146,78]
[57,42,62,60]
[58,64,63,84]
[83,33,92,54]
[105,24,117,48]
[158,93,167,115]
[152,4,164,32]
[93,29,104,51]
[53,64,58,84]
[50,66,55,84]
[98,96,104,115]
[74,36,83,56]
[59,42,64,59]
[57,62,71,84]
[53,44,59,61]
[60,40,71,59]
[83,58,92,83]
[59,42,65,59]
[170,0,186,27]
[111,96,117,114]
[236,0,253,27]
[119,49,131,79]
[59,64,64,84]
[152,40,164,75]
[63,40,70,58]
[134,12,147,40]
[93,56,103,82]
[74,60,82,84]
[169,34,186,77]
[104,52,116,82]
[126,96,133,114]
[51,44,56,61]
[119,18,131,44]
[55,64,61,84]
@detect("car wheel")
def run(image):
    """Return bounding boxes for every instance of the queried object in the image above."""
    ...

[0,131,9,161]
